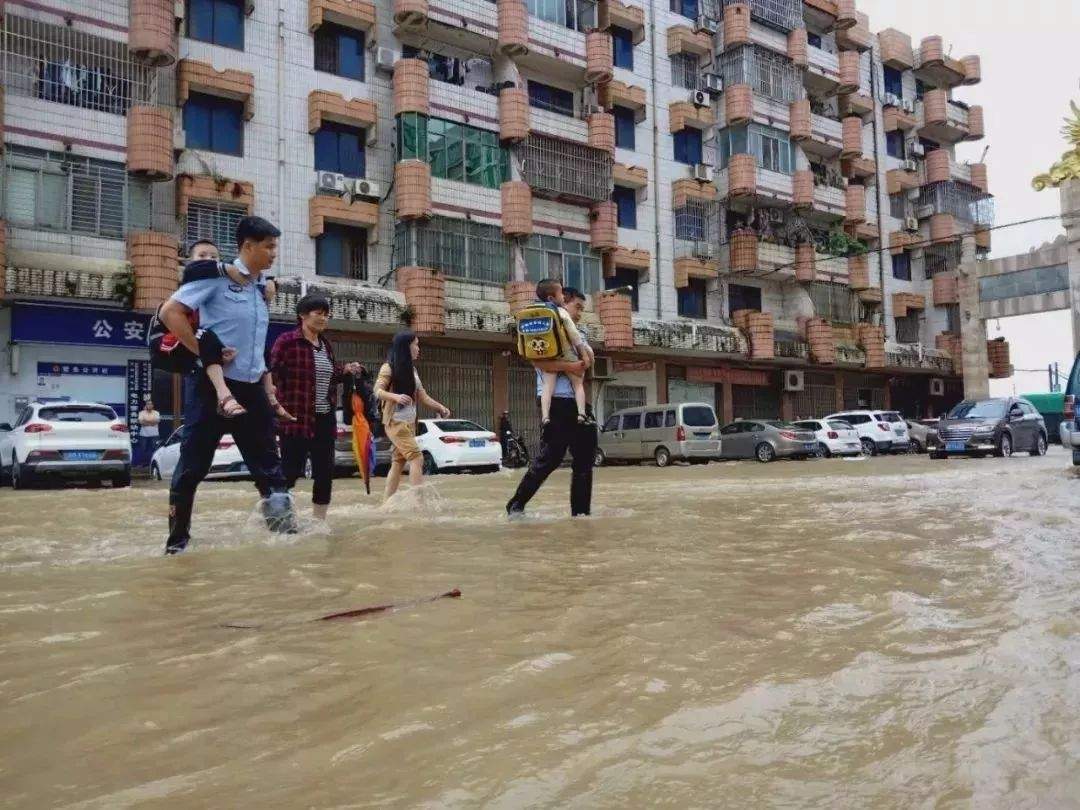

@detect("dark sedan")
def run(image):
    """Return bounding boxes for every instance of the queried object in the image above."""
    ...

[931,397,1048,459]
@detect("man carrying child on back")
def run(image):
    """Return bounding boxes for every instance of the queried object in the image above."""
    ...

[157,216,294,555]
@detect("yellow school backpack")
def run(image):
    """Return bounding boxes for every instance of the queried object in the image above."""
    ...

[515,303,569,361]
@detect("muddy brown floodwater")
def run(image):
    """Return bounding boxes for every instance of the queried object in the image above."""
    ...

[1,450,1079,808]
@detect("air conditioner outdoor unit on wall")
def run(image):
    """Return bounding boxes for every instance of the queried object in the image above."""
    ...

[905,216,920,232]
[883,93,900,108]
[350,178,382,200]
[695,15,718,35]
[693,241,715,259]
[902,159,918,172]
[915,204,934,219]
[374,47,397,74]
[902,99,915,113]
[692,163,714,182]
[929,378,945,397]
[582,104,605,117]
[591,356,615,380]
[909,141,926,158]
[784,369,805,392]
[174,0,185,24]
[700,73,723,96]
[317,172,347,196]
[691,89,710,108]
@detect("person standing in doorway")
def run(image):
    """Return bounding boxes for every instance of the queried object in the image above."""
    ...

[270,294,362,520]
[157,216,293,554]
[506,287,595,518]
[137,399,161,465]
[374,331,451,500]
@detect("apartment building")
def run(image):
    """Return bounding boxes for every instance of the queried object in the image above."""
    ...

[0,0,998,442]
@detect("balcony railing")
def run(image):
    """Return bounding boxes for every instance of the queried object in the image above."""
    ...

[885,344,954,373]
[269,279,405,325]
[836,343,867,365]
[527,0,596,32]
[0,13,170,114]
[723,0,803,33]
[517,132,613,203]
[4,264,126,303]
[718,45,803,104]
[917,181,994,227]
[775,337,810,360]
[633,319,746,355]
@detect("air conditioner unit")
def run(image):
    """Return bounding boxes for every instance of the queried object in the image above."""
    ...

[901,99,915,114]
[915,204,934,219]
[691,89,710,108]
[692,163,714,182]
[904,216,920,232]
[350,178,382,200]
[174,0,185,23]
[909,141,926,158]
[694,15,718,35]
[700,73,723,96]
[901,159,919,173]
[317,171,347,196]
[582,103,605,116]
[906,188,921,202]
[929,378,945,397]
[173,122,186,151]
[767,208,783,223]
[692,241,715,259]
[784,369,805,392]
[591,356,615,380]
[374,47,397,74]
[883,93,900,108]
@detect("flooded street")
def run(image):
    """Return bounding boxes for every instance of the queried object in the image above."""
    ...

[2,450,1079,808]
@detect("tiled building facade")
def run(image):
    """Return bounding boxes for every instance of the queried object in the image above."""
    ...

[0,0,1000,440]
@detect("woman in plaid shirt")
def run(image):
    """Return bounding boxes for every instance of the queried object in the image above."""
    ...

[270,295,361,520]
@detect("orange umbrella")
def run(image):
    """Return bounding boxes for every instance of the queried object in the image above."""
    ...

[351,390,376,494]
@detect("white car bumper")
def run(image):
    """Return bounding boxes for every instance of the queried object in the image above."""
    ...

[825,438,863,455]
[1060,421,1080,447]
[431,445,502,470]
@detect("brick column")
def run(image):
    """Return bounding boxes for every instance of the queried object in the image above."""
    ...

[957,235,990,399]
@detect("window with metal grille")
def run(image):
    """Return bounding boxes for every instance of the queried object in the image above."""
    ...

[807,281,863,324]
[316,224,367,280]
[518,132,614,203]
[670,53,699,91]
[925,242,961,276]
[944,304,960,333]
[718,45,801,103]
[528,0,596,31]
[0,13,163,114]
[674,200,719,242]
[396,113,508,190]
[185,200,247,261]
[187,0,245,50]
[604,385,646,416]
[606,268,640,311]
[724,0,802,33]
[522,234,603,294]
[889,192,907,220]
[3,146,152,239]
[894,313,920,344]
[394,217,511,284]
[313,22,364,80]
[917,181,994,227]
[183,93,244,156]
[892,250,911,281]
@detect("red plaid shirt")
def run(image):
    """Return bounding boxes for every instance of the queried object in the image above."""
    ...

[270,328,346,438]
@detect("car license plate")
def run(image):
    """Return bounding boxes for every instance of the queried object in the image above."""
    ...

[63,450,100,461]
[946,441,966,452]
[804,443,816,452]
[468,439,485,448]
[894,427,904,435]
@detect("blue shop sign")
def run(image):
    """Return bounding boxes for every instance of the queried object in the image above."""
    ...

[37,362,127,377]
[12,303,151,349]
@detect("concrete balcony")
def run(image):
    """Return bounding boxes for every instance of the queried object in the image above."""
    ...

[919,91,981,143]
[805,46,840,97]
[914,36,967,89]
[802,113,843,158]
[716,166,795,205]
[3,251,130,305]
[529,105,588,142]
[416,0,500,52]
[632,319,746,357]
[812,183,846,220]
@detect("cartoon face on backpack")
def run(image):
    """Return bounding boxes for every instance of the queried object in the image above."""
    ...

[528,338,550,356]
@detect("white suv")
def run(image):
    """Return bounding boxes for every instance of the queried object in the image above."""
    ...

[0,400,132,488]
[825,410,911,456]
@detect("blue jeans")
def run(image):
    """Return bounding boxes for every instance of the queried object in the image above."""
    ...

[138,435,159,465]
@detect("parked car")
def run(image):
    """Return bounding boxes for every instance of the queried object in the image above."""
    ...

[151,428,249,481]
[1059,352,1080,466]
[905,419,938,453]
[793,419,863,457]
[825,410,910,455]
[596,402,719,467]
[718,419,818,463]
[0,400,131,488]
[330,409,393,477]
[932,397,1048,459]
[414,419,502,474]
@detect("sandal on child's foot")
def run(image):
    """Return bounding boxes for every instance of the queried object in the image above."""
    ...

[217,395,246,418]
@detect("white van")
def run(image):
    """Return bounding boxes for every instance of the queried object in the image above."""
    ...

[596,402,720,467]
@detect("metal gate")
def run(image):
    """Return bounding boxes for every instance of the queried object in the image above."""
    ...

[508,357,542,455]
[668,380,715,406]
[790,372,837,419]
[843,373,887,410]
[602,384,647,417]
[732,384,780,419]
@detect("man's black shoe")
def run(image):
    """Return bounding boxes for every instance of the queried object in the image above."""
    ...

[506,501,525,521]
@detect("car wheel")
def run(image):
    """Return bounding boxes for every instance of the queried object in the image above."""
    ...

[755,442,776,463]
[150,462,162,481]
[594,448,606,467]
[930,451,946,460]
[654,447,672,468]
[11,454,23,489]
[817,443,831,458]
[906,440,922,454]
[422,452,439,475]
[1029,433,1047,457]
[995,433,1012,458]
[1073,449,1080,467]
[860,438,876,457]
